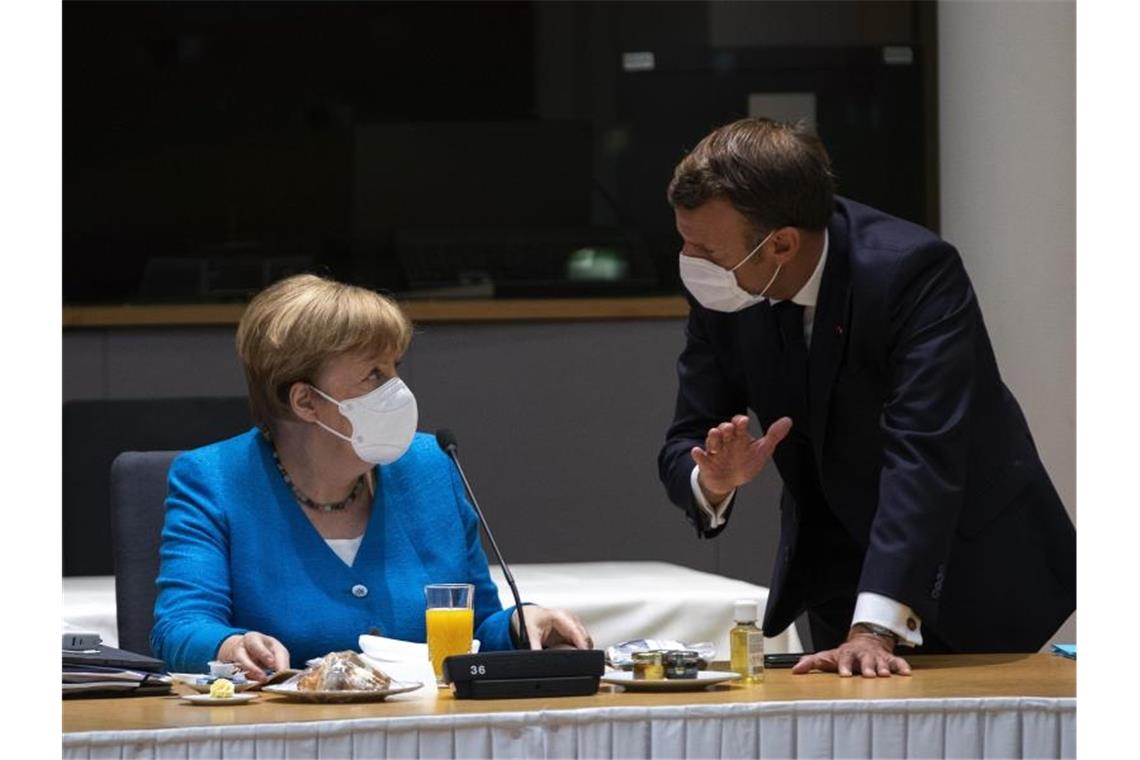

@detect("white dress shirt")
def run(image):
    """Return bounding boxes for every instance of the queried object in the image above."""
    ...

[688,230,923,646]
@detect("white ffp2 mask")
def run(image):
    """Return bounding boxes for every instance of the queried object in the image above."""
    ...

[679,230,780,312]
[311,377,418,465]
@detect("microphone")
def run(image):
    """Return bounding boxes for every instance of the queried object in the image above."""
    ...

[434,428,604,699]
[435,428,530,649]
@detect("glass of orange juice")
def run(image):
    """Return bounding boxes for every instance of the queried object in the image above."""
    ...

[425,583,475,683]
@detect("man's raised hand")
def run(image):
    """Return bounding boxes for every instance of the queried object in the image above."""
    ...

[691,415,793,502]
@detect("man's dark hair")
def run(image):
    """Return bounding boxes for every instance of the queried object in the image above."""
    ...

[667,118,836,236]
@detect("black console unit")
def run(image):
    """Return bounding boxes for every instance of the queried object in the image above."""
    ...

[443,649,606,700]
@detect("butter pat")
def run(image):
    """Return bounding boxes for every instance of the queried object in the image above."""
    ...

[209,678,235,699]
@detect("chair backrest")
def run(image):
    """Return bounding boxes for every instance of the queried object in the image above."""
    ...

[109,450,182,657]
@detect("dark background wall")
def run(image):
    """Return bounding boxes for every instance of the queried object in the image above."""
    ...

[64,0,935,303]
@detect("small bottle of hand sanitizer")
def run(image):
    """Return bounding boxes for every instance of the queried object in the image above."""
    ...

[729,599,765,683]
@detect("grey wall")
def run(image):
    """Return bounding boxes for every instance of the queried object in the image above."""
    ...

[938,0,1076,644]
[64,320,786,609]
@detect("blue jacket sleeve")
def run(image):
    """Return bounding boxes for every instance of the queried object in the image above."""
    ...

[150,452,247,671]
[443,456,518,651]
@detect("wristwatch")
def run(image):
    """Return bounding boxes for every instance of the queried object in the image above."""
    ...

[851,622,900,646]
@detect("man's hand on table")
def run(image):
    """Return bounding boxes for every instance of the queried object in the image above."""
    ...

[512,606,593,650]
[692,415,793,502]
[792,624,912,678]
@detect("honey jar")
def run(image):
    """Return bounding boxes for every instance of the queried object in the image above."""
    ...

[631,650,665,680]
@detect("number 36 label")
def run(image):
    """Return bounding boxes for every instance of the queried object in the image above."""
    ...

[469,664,486,675]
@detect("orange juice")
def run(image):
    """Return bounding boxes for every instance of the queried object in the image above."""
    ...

[426,606,474,679]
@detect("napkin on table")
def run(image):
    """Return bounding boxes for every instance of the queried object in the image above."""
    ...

[357,635,482,700]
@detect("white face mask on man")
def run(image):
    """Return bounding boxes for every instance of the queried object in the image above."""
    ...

[310,377,419,465]
[678,229,781,312]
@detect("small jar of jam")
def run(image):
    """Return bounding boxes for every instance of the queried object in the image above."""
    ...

[662,650,701,679]
[631,650,665,680]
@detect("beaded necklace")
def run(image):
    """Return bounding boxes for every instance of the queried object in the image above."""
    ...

[270,444,363,513]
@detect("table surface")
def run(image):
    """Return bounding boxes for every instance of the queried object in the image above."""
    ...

[63,653,1074,734]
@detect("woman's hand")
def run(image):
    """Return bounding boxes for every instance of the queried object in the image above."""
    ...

[217,631,291,682]
[512,606,593,650]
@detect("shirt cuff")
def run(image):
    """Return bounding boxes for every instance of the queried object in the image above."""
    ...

[852,591,923,647]
[690,466,735,529]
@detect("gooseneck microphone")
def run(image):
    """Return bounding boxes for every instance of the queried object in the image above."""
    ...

[434,429,604,699]
[435,428,530,649]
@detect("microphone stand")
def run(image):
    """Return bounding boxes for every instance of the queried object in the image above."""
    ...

[434,429,604,699]
[437,436,530,649]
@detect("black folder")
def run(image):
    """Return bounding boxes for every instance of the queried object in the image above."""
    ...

[63,644,166,673]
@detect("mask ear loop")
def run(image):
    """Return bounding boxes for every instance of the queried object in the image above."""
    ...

[731,229,782,298]
[757,262,783,299]
[308,384,355,443]
[730,229,776,273]
[308,384,342,407]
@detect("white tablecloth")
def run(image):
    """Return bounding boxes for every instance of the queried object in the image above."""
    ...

[62,697,1075,759]
[488,562,801,656]
[63,562,801,658]
[62,576,119,648]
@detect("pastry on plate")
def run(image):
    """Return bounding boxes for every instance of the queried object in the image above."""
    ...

[296,651,392,692]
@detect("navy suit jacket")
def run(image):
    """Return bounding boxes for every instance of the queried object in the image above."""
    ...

[658,197,1076,652]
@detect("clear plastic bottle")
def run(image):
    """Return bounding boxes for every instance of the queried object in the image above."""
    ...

[729,599,765,684]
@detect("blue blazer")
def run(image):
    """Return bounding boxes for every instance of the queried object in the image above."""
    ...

[658,197,1076,652]
[151,430,517,672]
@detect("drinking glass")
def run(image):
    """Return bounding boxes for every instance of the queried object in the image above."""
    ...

[425,583,474,682]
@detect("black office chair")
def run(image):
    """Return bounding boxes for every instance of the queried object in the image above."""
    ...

[109,451,181,658]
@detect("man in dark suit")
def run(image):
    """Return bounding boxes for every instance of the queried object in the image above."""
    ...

[658,118,1076,677]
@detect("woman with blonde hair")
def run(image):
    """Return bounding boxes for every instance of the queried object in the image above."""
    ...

[151,274,591,678]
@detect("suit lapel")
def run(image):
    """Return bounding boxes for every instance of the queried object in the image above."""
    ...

[808,211,853,466]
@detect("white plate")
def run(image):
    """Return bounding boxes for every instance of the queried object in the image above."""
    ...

[262,680,423,703]
[601,670,741,691]
[181,692,259,705]
[170,673,258,693]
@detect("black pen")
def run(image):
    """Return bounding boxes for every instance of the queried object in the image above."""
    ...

[764,652,810,668]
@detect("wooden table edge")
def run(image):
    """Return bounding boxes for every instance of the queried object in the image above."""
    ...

[63,297,691,328]
[63,653,1075,735]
